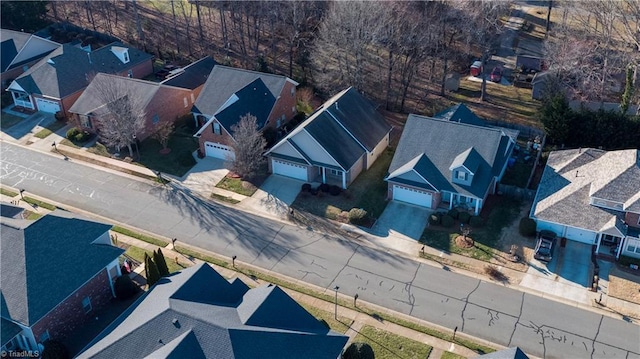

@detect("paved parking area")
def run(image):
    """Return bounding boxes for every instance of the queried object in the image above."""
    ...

[178,157,229,197]
[1,111,54,141]
[239,175,304,218]
[372,201,432,240]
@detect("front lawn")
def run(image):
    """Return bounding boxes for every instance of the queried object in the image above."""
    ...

[136,116,199,177]
[216,176,259,197]
[300,304,352,334]
[291,148,394,221]
[1,113,24,130]
[353,325,432,359]
[420,196,522,261]
[123,246,187,274]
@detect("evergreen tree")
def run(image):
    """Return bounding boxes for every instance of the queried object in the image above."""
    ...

[154,249,170,277]
[620,66,635,115]
[144,252,161,287]
[539,94,574,145]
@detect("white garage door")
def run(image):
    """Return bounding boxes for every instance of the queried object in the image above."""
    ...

[205,142,235,160]
[393,185,432,208]
[565,227,597,244]
[35,98,61,113]
[272,159,307,181]
[536,220,565,237]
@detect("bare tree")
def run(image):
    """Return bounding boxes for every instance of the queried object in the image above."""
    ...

[89,75,146,158]
[230,113,266,179]
[152,120,175,153]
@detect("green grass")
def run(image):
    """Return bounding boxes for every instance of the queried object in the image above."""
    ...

[173,243,494,354]
[60,138,81,148]
[23,196,56,211]
[211,193,241,204]
[442,351,467,359]
[353,325,432,359]
[34,120,66,139]
[1,113,24,130]
[292,148,394,220]
[87,142,111,157]
[0,188,19,197]
[23,210,43,220]
[215,177,258,197]
[501,161,533,187]
[112,226,169,247]
[135,116,199,177]
[420,197,522,261]
[124,246,187,273]
[300,304,352,334]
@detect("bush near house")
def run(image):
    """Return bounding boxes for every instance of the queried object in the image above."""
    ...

[441,215,455,227]
[342,342,375,359]
[458,212,471,224]
[519,217,537,237]
[447,208,459,219]
[469,215,484,227]
[41,339,70,359]
[428,212,442,225]
[618,255,640,269]
[114,275,140,300]
[349,208,368,225]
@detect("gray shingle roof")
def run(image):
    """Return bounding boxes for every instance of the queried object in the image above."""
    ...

[161,56,217,90]
[1,29,31,72]
[1,318,22,346]
[78,263,348,359]
[12,42,152,99]
[214,78,276,132]
[193,65,291,116]
[387,115,513,198]
[0,211,122,326]
[531,148,640,231]
[434,103,487,127]
[305,111,365,170]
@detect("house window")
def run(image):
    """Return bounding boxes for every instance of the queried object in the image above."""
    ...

[82,296,92,313]
[276,119,281,128]
[330,169,342,176]
[290,87,295,97]
[39,330,50,343]
[457,171,467,180]
[152,114,160,124]
[123,51,129,63]
[213,123,221,135]
[80,115,92,128]
[127,69,133,78]
[190,93,195,103]
[183,97,188,107]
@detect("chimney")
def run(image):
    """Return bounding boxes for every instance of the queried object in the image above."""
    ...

[87,52,92,64]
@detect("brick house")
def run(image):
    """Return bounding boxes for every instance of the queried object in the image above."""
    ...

[192,65,298,160]
[0,209,123,354]
[6,42,152,115]
[69,73,196,141]
[1,29,60,90]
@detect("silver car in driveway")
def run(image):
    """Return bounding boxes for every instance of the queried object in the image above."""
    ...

[534,230,557,262]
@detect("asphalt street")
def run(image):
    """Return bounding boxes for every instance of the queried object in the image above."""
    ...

[1,142,639,359]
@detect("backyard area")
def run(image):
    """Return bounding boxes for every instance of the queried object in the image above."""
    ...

[420,196,523,262]
[291,149,394,223]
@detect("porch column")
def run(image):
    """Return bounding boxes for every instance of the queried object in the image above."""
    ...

[449,194,454,209]
[322,167,326,183]
[475,200,480,215]
[616,237,625,259]
[595,233,601,254]
[342,171,346,189]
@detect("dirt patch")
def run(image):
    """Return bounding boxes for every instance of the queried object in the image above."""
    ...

[455,235,474,248]
[608,266,640,305]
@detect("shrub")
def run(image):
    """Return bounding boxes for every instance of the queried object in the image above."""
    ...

[310,187,319,195]
[319,183,330,192]
[342,342,375,359]
[458,212,471,224]
[428,212,441,225]
[337,211,350,223]
[74,131,90,143]
[54,111,66,121]
[447,208,460,219]
[114,275,140,300]
[441,214,455,227]
[301,183,312,192]
[42,339,70,359]
[262,126,279,147]
[469,216,484,227]
[329,185,342,196]
[179,150,196,167]
[618,255,640,269]
[66,127,80,140]
[519,218,537,237]
[342,189,352,199]
[348,208,368,225]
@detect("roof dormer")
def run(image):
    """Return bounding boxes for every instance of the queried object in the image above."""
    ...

[449,147,481,186]
[110,46,130,64]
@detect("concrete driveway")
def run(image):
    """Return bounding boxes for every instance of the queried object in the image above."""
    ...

[2,112,55,141]
[177,157,229,197]
[239,175,304,218]
[519,240,594,304]
[372,201,432,240]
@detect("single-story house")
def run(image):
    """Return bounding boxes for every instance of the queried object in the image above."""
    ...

[385,114,515,215]
[434,103,520,140]
[192,65,298,160]
[265,87,392,188]
[77,263,348,359]
[530,148,640,259]
[6,42,153,115]
[69,73,195,141]
[1,29,60,90]
[1,209,124,353]
[160,56,217,100]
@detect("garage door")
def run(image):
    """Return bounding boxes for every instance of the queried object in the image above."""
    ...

[272,159,307,181]
[565,227,597,244]
[536,220,565,237]
[35,98,61,113]
[205,142,235,160]
[393,185,432,208]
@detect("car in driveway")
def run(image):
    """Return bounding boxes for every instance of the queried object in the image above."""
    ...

[534,230,557,262]
[490,67,503,82]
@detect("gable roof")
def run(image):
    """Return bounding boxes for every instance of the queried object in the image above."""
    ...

[193,65,295,116]
[161,56,217,90]
[1,29,60,73]
[78,263,348,359]
[10,42,152,99]
[387,115,513,198]
[214,78,276,132]
[449,147,482,175]
[0,211,123,327]
[531,148,640,232]
[267,87,392,170]
[434,103,519,141]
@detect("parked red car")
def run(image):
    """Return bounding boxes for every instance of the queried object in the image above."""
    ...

[490,67,503,82]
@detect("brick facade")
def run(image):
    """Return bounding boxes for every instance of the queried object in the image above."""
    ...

[30,268,114,343]
[626,212,640,229]
[115,59,153,80]
[137,86,194,140]
[198,121,235,152]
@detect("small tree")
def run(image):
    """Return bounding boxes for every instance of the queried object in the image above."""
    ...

[114,275,140,300]
[230,113,267,179]
[342,342,375,359]
[144,253,160,287]
[152,120,175,153]
[154,248,170,277]
[620,65,635,115]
